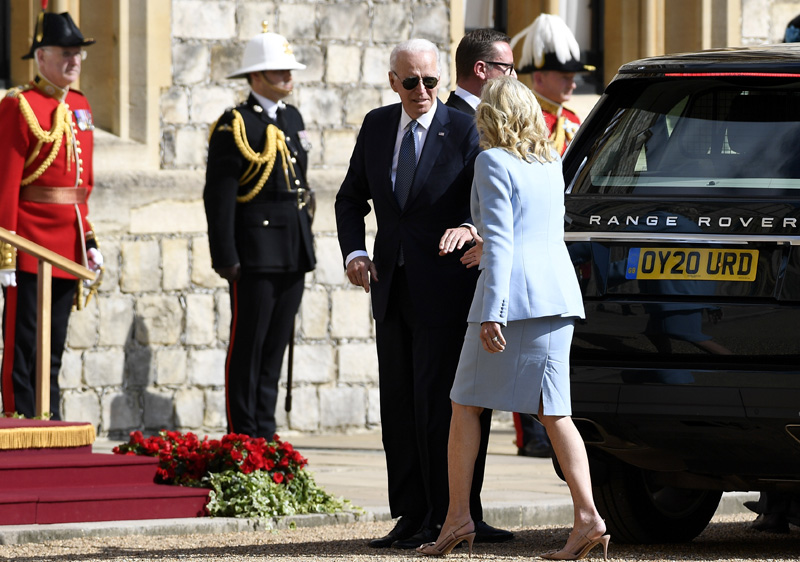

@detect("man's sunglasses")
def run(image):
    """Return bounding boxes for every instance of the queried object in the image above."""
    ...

[484,61,515,75]
[393,71,439,90]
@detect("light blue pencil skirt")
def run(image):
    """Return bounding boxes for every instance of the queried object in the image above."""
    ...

[450,316,576,416]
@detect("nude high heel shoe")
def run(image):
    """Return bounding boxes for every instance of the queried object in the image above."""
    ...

[416,521,476,557]
[540,522,610,560]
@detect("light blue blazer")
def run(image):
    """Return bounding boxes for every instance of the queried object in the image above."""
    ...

[467,147,585,324]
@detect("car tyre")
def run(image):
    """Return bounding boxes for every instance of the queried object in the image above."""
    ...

[592,459,722,544]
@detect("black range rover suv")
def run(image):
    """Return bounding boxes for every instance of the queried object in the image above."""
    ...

[561,45,800,543]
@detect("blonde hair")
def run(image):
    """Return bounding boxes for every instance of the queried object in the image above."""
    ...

[475,76,555,163]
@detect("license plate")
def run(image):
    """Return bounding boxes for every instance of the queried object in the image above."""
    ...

[625,248,759,281]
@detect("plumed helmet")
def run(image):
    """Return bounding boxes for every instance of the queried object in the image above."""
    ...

[510,13,593,74]
[22,11,95,60]
[227,23,305,79]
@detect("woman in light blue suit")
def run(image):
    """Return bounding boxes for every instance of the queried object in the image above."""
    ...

[418,77,609,560]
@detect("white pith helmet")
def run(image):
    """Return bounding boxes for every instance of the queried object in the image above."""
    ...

[227,22,305,79]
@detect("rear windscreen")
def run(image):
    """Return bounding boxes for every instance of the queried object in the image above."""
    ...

[569,79,800,196]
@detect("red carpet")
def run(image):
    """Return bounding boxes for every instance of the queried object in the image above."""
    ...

[0,419,208,525]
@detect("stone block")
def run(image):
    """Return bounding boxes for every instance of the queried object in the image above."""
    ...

[210,43,242,84]
[101,391,142,433]
[59,350,83,390]
[173,127,209,168]
[67,298,98,349]
[172,42,209,85]
[215,291,231,342]
[135,296,184,345]
[161,88,190,124]
[381,89,399,108]
[173,1,236,40]
[204,389,227,429]
[61,390,101,429]
[286,386,319,431]
[296,88,343,126]
[192,236,228,288]
[322,129,358,166]
[331,289,374,339]
[97,239,120,292]
[373,3,412,42]
[162,238,190,291]
[367,387,381,426]
[303,128,322,166]
[277,3,315,40]
[84,349,126,388]
[318,3,369,41]
[320,386,367,429]
[338,343,379,384]
[191,86,238,124]
[312,236,347,285]
[132,200,204,236]
[144,388,176,429]
[412,4,450,44]
[292,45,325,85]
[155,348,188,386]
[188,348,227,387]
[121,239,161,293]
[98,295,135,346]
[238,2,277,40]
[325,45,361,84]
[290,344,334,384]
[299,288,328,339]
[125,347,155,388]
[363,46,393,86]
[186,294,216,345]
[742,0,770,40]
[344,89,382,126]
[175,387,205,428]
[162,128,177,168]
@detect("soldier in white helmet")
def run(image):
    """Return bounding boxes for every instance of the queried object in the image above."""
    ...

[203,25,315,440]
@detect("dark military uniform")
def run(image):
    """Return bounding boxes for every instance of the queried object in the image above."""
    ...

[204,93,315,440]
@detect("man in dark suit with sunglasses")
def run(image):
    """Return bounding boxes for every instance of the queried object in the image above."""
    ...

[446,28,516,116]
[336,38,489,549]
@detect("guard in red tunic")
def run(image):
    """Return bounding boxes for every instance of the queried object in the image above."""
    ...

[0,11,103,419]
[511,13,595,156]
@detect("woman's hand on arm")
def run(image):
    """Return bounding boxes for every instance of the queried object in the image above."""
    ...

[480,321,505,353]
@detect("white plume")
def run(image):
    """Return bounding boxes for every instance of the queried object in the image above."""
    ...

[510,13,580,70]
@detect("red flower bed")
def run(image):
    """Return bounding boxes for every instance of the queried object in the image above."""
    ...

[114,430,308,487]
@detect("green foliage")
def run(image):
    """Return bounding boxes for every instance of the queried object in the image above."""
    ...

[204,469,359,519]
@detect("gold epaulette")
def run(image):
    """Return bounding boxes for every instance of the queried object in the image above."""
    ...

[4,84,33,99]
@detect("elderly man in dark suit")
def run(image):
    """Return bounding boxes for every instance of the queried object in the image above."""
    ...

[335,38,510,549]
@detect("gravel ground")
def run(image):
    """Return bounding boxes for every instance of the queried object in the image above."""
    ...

[0,514,797,561]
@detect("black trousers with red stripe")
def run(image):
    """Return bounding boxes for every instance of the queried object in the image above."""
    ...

[225,271,304,440]
[1,271,75,419]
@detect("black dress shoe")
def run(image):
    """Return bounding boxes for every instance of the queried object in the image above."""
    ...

[368,517,420,548]
[751,513,790,534]
[474,520,514,543]
[743,500,759,514]
[518,441,552,458]
[392,527,439,549]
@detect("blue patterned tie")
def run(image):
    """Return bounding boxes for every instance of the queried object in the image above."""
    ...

[394,120,418,209]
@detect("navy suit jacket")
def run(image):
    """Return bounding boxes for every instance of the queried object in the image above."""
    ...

[336,101,481,326]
